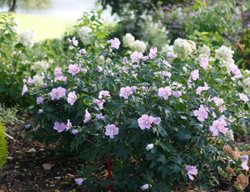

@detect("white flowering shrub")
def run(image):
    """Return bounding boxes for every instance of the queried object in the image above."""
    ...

[23,33,250,191]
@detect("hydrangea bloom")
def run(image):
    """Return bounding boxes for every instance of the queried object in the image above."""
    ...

[67,91,77,105]
[83,109,91,124]
[239,93,249,103]
[36,97,44,105]
[229,63,242,79]
[190,69,199,81]
[131,40,147,53]
[240,155,249,171]
[32,60,49,73]
[119,86,135,99]
[158,86,172,100]
[215,45,234,62]
[138,115,161,130]
[149,47,157,59]
[32,74,44,87]
[108,37,120,49]
[185,165,198,181]
[130,51,143,63]
[123,33,135,48]
[53,122,66,133]
[105,124,119,139]
[68,64,81,76]
[50,87,66,100]
[193,105,208,122]
[173,38,196,58]
[19,30,34,48]
[209,117,228,136]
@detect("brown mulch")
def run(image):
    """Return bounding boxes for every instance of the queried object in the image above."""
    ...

[0,121,86,192]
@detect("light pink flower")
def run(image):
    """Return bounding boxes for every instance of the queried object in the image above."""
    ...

[240,155,249,171]
[55,75,67,82]
[79,49,86,55]
[27,77,34,85]
[230,64,242,79]
[22,84,28,95]
[54,67,67,82]
[218,106,226,113]
[160,71,171,78]
[98,90,110,99]
[173,91,182,98]
[193,105,208,122]
[199,57,209,69]
[93,99,105,110]
[96,113,105,120]
[68,64,81,76]
[83,109,91,124]
[211,97,224,106]
[209,117,228,136]
[158,86,172,100]
[138,115,157,130]
[105,124,119,138]
[119,86,135,99]
[130,51,143,63]
[190,69,199,81]
[53,122,66,133]
[149,47,157,59]
[36,97,44,105]
[71,129,79,135]
[140,184,149,191]
[109,37,120,49]
[196,83,209,95]
[185,165,198,181]
[66,119,72,130]
[75,178,84,185]
[54,67,63,77]
[153,117,161,125]
[96,66,103,72]
[239,93,249,103]
[50,87,66,100]
[67,91,77,105]
[145,144,154,151]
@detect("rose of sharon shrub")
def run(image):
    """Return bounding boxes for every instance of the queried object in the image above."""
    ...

[24,37,250,191]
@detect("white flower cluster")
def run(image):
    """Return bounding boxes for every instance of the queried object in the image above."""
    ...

[198,45,210,57]
[78,26,93,45]
[215,45,242,79]
[173,38,196,58]
[31,60,50,73]
[19,30,34,48]
[215,46,234,62]
[122,33,147,53]
[33,74,44,87]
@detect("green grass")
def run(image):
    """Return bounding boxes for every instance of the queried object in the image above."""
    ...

[12,13,74,42]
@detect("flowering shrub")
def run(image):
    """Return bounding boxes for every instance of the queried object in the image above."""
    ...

[24,35,249,191]
[0,123,7,169]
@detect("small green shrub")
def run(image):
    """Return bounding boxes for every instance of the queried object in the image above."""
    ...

[0,123,7,169]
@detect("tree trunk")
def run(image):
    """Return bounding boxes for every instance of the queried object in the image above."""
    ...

[8,0,17,12]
